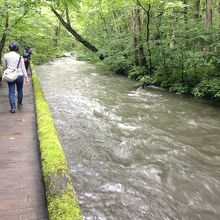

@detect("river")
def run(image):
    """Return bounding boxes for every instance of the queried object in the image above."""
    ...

[36,57,220,220]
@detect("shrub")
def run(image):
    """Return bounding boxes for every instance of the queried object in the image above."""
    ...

[193,78,220,99]
[169,82,192,94]
[128,66,148,80]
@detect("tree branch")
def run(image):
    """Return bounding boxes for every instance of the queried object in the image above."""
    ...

[65,3,71,25]
[51,6,105,60]
[11,8,31,28]
[133,0,149,13]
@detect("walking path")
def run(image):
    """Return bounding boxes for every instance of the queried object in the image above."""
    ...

[0,79,48,220]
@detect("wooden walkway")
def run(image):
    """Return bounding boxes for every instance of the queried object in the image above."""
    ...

[0,79,48,220]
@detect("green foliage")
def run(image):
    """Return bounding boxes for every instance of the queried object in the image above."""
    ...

[140,74,160,86]
[56,0,220,100]
[33,49,64,65]
[32,67,82,220]
[128,66,148,80]
[169,82,191,95]
[1,0,220,100]
[0,4,72,64]
[193,78,220,99]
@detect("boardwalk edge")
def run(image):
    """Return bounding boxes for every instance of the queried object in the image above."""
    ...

[32,66,82,220]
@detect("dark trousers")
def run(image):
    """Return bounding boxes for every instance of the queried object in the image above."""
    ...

[8,76,24,109]
[25,60,30,71]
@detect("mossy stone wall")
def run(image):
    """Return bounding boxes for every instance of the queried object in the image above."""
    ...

[32,67,82,220]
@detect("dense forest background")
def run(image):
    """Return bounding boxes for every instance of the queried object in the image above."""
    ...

[0,0,220,100]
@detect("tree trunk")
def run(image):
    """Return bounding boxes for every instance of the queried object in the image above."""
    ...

[112,11,121,36]
[51,6,105,60]
[132,9,147,67]
[146,4,152,73]
[217,0,220,27]
[155,11,163,44]
[98,11,109,35]
[98,0,109,35]
[132,11,139,66]
[0,12,9,62]
[54,21,61,48]
[205,0,212,28]
[183,0,188,27]
[194,0,200,19]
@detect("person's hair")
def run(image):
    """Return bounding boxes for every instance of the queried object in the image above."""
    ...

[9,40,19,52]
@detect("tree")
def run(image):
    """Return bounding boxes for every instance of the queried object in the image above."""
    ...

[0,0,35,60]
[205,0,212,28]
[0,3,9,61]
[132,8,147,67]
[1,0,219,99]
[194,0,200,19]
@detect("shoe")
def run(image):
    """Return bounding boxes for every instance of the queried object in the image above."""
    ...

[10,109,16,113]
[17,104,23,110]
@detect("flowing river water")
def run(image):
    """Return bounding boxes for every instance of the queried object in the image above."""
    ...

[36,57,220,220]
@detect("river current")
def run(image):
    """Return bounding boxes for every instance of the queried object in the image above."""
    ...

[36,57,220,220]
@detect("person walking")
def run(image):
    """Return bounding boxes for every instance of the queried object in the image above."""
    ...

[2,41,29,113]
[23,46,32,75]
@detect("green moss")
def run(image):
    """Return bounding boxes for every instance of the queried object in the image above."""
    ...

[48,193,82,220]
[32,67,82,220]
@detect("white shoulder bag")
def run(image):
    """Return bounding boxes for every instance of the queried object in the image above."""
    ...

[2,56,21,83]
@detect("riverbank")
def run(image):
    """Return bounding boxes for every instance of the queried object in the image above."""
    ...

[71,50,220,102]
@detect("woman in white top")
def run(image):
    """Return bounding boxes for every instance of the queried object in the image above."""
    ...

[2,41,29,113]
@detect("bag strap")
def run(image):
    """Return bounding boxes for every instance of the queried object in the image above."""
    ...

[16,56,21,69]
